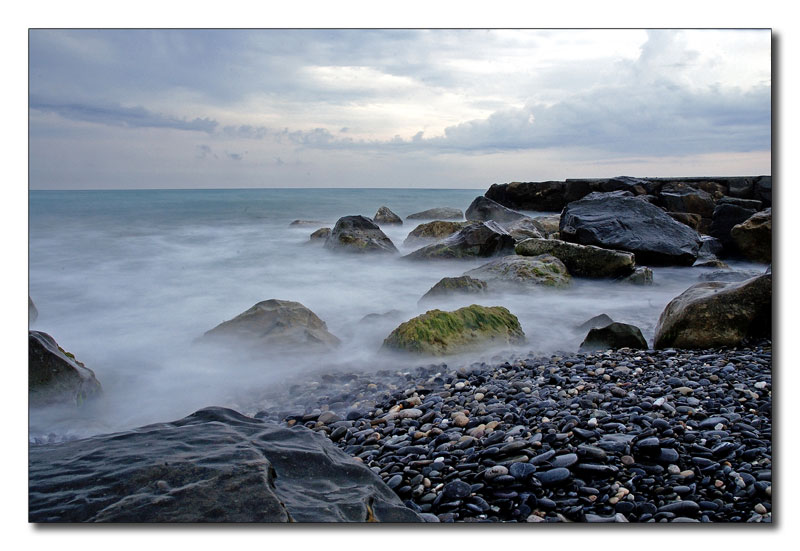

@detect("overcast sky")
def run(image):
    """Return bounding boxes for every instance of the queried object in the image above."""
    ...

[28,29,771,189]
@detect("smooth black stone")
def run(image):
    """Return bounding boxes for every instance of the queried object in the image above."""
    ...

[509,462,537,480]
[534,468,572,487]
[442,480,472,501]
[657,500,701,517]
[550,453,578,468]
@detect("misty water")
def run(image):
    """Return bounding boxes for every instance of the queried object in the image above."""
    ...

[29,188,764,442]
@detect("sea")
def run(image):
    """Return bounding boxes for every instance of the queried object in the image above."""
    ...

[28,188,764,441]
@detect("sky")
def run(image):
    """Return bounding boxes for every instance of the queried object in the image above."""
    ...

[29,28,772,189]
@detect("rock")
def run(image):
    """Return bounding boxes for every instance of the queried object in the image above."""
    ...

[503,218,544,242]
[29,407,421,522]
[485,181,567,211]
[403,221,469,247]
[203,299,340,352]
[308,227,331,241]
[658,184,716,218]
[290,220,325,227]
[465,254,571,288]
[575,314,615,333]
[381,305,525,356]
[617,266,653,285]
[754,176,771,206]
[580,322,648,351]
[693,259,729,269]
[29,296,38,322]
[419,276,488,304]
[29,331,103,408]
[668,212,703,231]
[654,274,771,349]
[373,206,403,225]
[698,235,724,258]
[698,269,762,282]
[727,178,755,199]
[403,221,515,260]
[406,207,464,220]
[515,238,635,278]
[465,196,528,224]
[530,215,561,238]
[560,192,702,265]
[731,208,771,263]
[324,215,398,254]
[710,202,757,254]
[359,310,404,324]
[533,467,572,487]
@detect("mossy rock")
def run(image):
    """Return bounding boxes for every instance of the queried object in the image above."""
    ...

[465,254,571,288]
[381,304,525,356]
[419,276,488,304]
[403,221,470,247]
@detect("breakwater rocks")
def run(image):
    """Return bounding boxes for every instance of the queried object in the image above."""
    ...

[256,343,772,523]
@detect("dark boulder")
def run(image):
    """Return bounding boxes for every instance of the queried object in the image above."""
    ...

[406,207,464,220]
[29,407,421,522]
[731,208,772,263]
[710,202,758,254]
[465,196,528,224]
[373,206,403,225]
[485,180,567,211]
[653,274,771,349]
[580,322,648,351]
[515,238,635,278]
[203,299,340,352]
[419,275,488,304]
[404,221,515,260]
[754,176,772,207]
[403,220,469,247]
[559,193,702,265]
[324,215,398,254]
[727,178,755,199]
[29,331,102,407]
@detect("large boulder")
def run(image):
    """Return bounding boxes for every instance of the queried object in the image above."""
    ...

[580,322,648,351]
[465,254,571,288]
[403,221,469,247]
[653,274,771,349]
[203,299,340,352]
[465,196,529,224]
[515,238,635,278]
[419,275,488,304]
[29,407,421,522]
[485,181,567,211]
[406,207,464,220]
[731,208,772,263]
[29,331,102,408]
[559,193,702,266]
[324,215,398,254]
[710,202,758,255]
[373,206,403,225]
[404,221,515,260]
[381,305,525,356]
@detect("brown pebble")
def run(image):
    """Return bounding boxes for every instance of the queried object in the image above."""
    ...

[621,455,635,466]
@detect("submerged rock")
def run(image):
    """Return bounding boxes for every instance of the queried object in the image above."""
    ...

[404,221,514,260]
[308,227,331,241]
[403,220,470,247]
[373,206,403,225]
[290,220,325,227]
[325,215,398,254]
[29,407,421,522]
[731,208,771,263]
[560,193,702,266]
[515,238,635,278]
[29,331,102,407]
[580,322,648,351]
[419,275,489,304]
[382,304,525,356]
[698,269,762,282]
[465,196,528,224]
[406,207,464,220]
[617,266,654,285]
[203,299,340,352]
[654,274,771,349]
[575,314,615,333]
[465,254,571,288]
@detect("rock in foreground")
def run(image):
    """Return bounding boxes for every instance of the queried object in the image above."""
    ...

[29,331,102,408]
[515,238,635,278]
[325,215,398,254]
[203,299,340,352]
[29,407,421,522]
[731,208,771,263]
[654,274,771,349]
[580,322,648,351]
[382,305,525,356]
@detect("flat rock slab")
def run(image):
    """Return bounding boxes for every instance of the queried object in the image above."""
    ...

[406,207,464,220]
[29,407,421,523]
[515,238,635,278]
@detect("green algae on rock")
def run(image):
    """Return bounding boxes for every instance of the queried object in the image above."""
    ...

[465,254,571,288]
[381,304,525,356]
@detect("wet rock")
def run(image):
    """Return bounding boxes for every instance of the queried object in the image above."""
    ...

[308,227,331,242]
[465,254,571,288]
[403,221,470,247]
[29,331,103,408]
[580,322,648,351]
[731,208,771,263]
[485,180,567,212]
[373,206,403,225]
[404,221,515,260]
[515,238,635,278]
[465,196,529,224]
[617,266,653,285]
[503,218,544,242]
[710,202,757,254]
[324,215,398,254]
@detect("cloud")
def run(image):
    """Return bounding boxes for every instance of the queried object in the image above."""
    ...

[30,97,218,133]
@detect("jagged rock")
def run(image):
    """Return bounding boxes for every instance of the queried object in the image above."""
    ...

[580,322,648,351]
[503,218,544,242]
[617,266,654,285]
[203,299,340,352]
[309,227,331,241]
[485,180,567,211]
[575,314,615,333]
[698,235,724,258]
[29,331,102,407]
[29,296,38,322]
[658,183,716,218]
[29,407,421,522]
[419,276,488,304]
[465,196,528,224]
[515,238,635,278]
[403,221,469,247]
[324,215,398,254]
[667,212,702,231]
[653,274,771,349]
[406,207,464,220]
[731,208,771,263]
[465,254,571,288]
[373,206,403,225]
[559,192,702,266]
[530,215,561,238]
[404,221,514,260]
[710,202,758,255]
[381,305,525,356]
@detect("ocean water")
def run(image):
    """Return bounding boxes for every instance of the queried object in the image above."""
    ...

[28,188,764,440]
